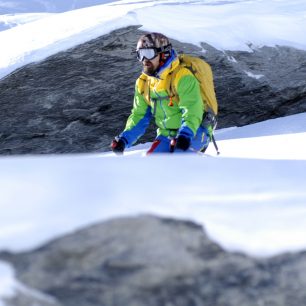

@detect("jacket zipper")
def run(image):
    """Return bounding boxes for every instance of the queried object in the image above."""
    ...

[153,89,167,129]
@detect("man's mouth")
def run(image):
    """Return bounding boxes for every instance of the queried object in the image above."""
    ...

[143,60,152,67]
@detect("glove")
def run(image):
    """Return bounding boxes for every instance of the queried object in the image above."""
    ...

[175,134,191,151]
[111,137,125,155]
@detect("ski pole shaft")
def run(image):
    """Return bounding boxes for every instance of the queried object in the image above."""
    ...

[212,134,220,155]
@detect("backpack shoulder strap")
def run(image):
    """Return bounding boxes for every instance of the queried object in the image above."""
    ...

[166,55,186,103]
[136,73,150,105]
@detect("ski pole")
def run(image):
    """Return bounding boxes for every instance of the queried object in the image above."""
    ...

[212,134,220,155]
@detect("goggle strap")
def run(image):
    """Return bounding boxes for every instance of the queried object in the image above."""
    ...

[155,44,172,54]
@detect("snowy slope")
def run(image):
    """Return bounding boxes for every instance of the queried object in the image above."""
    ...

[1,113,306,256]
[0,0,116,14]
[1,114,306,304]
[0,0,116,30]
[1,0,306,79]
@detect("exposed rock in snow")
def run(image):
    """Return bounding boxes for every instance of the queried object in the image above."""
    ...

[1,215,306,306]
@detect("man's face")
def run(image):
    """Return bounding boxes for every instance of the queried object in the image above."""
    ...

[142,54,160,75]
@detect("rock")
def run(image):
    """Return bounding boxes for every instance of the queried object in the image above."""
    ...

[207,44,306,127]
[1,215,306,306]
[0,26,306,154]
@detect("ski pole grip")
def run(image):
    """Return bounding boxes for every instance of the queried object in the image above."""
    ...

[170,138,177,153]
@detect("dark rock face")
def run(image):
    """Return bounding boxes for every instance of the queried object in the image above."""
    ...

[208,44,306,126]
[1,215,306,306]
[0,26,143,154]
[0,25,306,154]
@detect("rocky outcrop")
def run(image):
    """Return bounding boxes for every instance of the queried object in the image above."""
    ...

[1,215,306,306]
[0,25,306,154]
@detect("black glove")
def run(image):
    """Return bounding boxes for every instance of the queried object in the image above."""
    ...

[111,137,126,155]
[175,134,191,151]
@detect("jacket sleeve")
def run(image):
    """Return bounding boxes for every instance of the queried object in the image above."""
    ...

[119,85,152,148]
[175,72,204,139]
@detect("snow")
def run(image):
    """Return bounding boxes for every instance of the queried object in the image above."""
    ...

[244,70,264,80]
[1,0,306,80]
[1,113,306,258]
[0,13,52,31]
[0,262,15,306]
[1,0,306,303]
[0,261,56,305]
[0,0,116,14]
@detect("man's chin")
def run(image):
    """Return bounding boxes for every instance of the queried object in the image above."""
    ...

[143,66,155,75]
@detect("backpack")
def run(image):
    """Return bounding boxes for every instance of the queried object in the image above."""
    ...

[137,54,218,116]
[168,54,218,115]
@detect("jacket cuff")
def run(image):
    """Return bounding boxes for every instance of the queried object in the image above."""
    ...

[177,125,194,140]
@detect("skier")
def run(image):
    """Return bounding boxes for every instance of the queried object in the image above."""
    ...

[111,32,217,155]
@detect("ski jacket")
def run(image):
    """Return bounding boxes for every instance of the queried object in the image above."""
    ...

[120,52,204,148]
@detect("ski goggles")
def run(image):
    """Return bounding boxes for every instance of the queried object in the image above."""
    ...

[136,44,172,61]
[136,48,158,61]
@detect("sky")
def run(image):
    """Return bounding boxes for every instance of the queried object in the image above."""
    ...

[1,0,306,304]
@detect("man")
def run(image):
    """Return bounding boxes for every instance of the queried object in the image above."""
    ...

[111,32,216,155]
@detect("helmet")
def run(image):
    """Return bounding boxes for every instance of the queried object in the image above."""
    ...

[136,33,172,62]
[136,32,172,51]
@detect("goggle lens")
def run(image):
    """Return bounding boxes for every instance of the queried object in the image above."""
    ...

[136,48,157,61]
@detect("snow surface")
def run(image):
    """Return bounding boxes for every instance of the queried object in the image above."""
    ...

[0,0,116,14]
[1,0,306,80]
[0,260,56,306]
[0,113,306,258]
[0,263,15,306]
[1,113,306,304]
[1,0,306,303]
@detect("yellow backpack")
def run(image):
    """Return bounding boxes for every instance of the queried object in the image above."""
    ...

[169,54,218,115]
